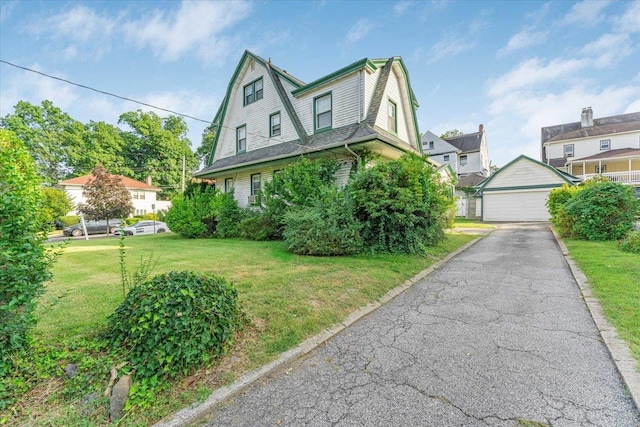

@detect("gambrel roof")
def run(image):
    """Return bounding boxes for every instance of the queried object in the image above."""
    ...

[195,51,423,177]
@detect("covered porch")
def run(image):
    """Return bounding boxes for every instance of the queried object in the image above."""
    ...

[567,148,640,185]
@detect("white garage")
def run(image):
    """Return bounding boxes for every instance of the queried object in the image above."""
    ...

[476,155,580,222]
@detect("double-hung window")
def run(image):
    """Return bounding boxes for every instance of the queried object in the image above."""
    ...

[443,154,450,161]
[236,125,246,153]
[563,144,574,157]
[270,112,281,137]
[314,93,332,132]
[460,155,468,166]
[243,77,263,106]
[600,139,610,150]
[224,178,234,194]
[251,174,261,196]
[388,100,397,134]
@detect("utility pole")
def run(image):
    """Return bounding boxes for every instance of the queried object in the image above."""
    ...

[181,154,186,193]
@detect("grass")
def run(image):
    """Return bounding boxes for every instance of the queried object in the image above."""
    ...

[7,231,479,426]
[451,218,496,229]
[563,239,640,365]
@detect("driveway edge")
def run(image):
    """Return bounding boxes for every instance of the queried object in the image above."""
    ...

[551,227,640,412]
[154,233,488,427]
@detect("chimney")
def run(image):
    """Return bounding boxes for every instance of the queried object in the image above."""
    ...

[146,176,152,186]
[581,107,593,127]
[479,124,484,133]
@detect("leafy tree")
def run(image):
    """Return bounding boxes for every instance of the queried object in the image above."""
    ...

[118,111,198,199]
[77,165,134,234]
[196,123,217,167]
[440,129,463,139]
[40,187,73,226]
[73,121,132,177]
[0,130,56,372]
[0,100,85,185]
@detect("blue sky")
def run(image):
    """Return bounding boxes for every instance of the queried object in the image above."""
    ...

[1,0,639,168]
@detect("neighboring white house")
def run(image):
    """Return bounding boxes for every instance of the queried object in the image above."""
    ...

[194,50,439,206]
[474,155,580,222]
[422,125,491,218]
[542,108,640,198]
[59,174,169,216]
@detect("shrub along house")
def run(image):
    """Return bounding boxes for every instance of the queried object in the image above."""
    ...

[194,51,439,206]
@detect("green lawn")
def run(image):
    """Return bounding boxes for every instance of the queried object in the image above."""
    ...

[451,218,495,229]
[563,239,640,365]
[12,231,478,425]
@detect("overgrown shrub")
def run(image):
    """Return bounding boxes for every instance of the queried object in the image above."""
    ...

[260,157,340,239]
[547,184,579,237]
[239,210,280,241]
[618,230,640,253]
[0,130,56,373]
[58,215,80,227]
[345,153,454,254]
[39,187,72,228]
[565,180,638,241]
[215,191,244,238]
[105,271,244,379]
[283,191,362,256]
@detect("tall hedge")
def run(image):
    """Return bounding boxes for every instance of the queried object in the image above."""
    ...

[0,130,53,371]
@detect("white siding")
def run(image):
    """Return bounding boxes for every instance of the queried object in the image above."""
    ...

[364,68,379,117]
[483,190,552,222]
[335,158,354,187]
[374,67,410,142]
[62,184,158,216]
[215,59,299,161]
[458,151,483,176]
[486,158,564,189]
[546,131,640,161]
[217,169,274,208]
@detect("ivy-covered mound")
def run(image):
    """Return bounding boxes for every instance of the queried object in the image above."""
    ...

[105,271,244,379]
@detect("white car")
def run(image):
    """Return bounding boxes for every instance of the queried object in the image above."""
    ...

[116,221,170,236]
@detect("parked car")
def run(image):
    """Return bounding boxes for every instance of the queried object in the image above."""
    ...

[63,219,122,237]
[115,221,170,236]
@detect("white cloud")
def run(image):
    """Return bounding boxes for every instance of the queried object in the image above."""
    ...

[344,19,373,44]
[497,28,549,56]
[393,1,414,16]
[616,0,640,33]
[625,99,640,113]
[561,0,612,26]
[0,0,17,24]
[429,34,475,63]
[28,6,116,61]
[125,1,251,62]
[487,57,589,99]
[581,33,633,67]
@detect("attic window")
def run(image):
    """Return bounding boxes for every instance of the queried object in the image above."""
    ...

[388,100,397,134]
[427,141,434,150]
[270,112,281,137]
[600,139,610,150]
[243,77,263,106]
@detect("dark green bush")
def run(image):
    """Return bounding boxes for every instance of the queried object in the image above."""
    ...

[618,230,640,253]
[0,130,55,374]
[105,271,244,379]
[345,153,454,254]
[283,191,362,256]
[239,210,280,241]
[260,157,339,238]
[565,180,638,241]
[215,192,243,238]
[164,186,217,238]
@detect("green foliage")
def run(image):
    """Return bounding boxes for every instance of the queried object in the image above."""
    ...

[39,187,72,226]
[58,215,80,227]
[440,129,463,139]
[547,184,580,237]
[260,157,340,239]
[105,271,244,379]
[283,191,362,256]
[239,210,280,241]
[118,234,157,300]
[618,231,640,253]
[77,165,134,232]
[0,130,56,374]
[345,153,454,253]
[565,180,638,240]
[215,191,244,238]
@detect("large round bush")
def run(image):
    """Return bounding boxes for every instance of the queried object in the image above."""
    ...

[565,180,638,241]
[106,271,244,378]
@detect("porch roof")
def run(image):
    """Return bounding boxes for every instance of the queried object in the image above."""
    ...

[571,148,640,162]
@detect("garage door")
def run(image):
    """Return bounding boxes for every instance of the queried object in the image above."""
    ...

[483,190,551,222]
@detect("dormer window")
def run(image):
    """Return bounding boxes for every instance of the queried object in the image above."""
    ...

[314,92,332,132]
[244,77,263,106]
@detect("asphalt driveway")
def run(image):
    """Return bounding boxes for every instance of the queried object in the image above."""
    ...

[205,223,639,426]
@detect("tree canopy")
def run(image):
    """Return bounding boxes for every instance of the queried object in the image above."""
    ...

[0,101,199,198]
[77,165,134,231]
[440,129,463,139]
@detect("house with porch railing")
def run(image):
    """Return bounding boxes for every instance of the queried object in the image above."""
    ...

[541,108,640,198]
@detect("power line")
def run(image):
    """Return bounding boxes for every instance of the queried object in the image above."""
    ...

[0,59,211,124]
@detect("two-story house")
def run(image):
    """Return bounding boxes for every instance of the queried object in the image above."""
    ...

[422,125,490,217]
[194,51,429,207]
[59,174,169,216]
[541,108,640,198]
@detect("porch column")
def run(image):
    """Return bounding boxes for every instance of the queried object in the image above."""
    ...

[582,161,586,180]
[598,160,602,175]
